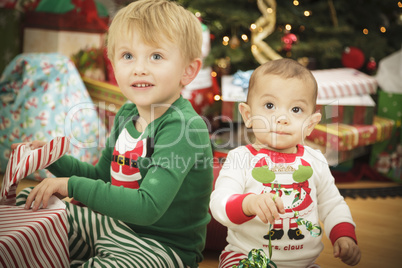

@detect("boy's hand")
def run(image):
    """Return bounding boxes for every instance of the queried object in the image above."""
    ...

[11,140,46,150]
[25,177,69,211]
[242,193,285,224]
[333,236,361,266]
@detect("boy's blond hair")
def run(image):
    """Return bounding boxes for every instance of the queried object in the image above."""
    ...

[107,0,202,64]
[248,58,318,112]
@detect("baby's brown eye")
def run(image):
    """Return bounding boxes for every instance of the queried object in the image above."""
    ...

[292,107,302,113]
[265,103,274,109]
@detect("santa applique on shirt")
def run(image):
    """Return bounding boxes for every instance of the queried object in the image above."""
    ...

[248,145,314,241]
[111,128,153,189]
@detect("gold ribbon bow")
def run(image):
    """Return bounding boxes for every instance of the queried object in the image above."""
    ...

[251,0,282,63]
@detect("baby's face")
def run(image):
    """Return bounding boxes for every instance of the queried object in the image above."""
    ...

[246,74,317,153]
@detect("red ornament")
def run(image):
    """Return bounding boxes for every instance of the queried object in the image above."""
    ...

[342,46,365,69]
[366,57,377,72]
[281,33,298,51]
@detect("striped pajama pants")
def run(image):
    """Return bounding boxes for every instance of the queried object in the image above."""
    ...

[16,188,186,268]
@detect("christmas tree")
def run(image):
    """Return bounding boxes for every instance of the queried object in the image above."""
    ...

[179,0,402,73]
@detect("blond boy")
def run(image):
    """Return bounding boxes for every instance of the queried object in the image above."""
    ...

[19,1,213,267]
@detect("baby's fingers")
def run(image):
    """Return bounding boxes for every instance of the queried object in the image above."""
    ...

[333,242,341,258]
[258,196,281,224]
[255,206,270,224]
[265,199,280,222]
[273,195,286,214]
[341,246,361,266]
[334,238,361,266]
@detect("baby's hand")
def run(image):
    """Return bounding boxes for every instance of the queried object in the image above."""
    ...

[25,177,69,211]
[333,236,361,266]
[242,193,285,224]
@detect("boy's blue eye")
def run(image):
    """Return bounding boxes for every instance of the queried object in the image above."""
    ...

[151,54,162,60]
[292,107,302,113]
[265,103,274,109]
[123,53,133,60]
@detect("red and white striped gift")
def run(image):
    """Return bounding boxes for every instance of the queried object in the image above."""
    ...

[0,206,69,267]
[0,137,70,267]
[0,137,70,205]
[312,68,378,100]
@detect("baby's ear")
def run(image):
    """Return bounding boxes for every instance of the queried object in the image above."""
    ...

[239,102,252,128]
[305,112,321,136]
[181,58,202,86]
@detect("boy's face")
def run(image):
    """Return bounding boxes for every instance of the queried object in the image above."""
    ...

[112,31,199,114]
[239,74,321,154]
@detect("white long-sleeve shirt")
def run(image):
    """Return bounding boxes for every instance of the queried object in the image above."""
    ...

[210,144,356,268]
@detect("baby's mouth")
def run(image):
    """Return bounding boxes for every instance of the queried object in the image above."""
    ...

[272,131,290,135]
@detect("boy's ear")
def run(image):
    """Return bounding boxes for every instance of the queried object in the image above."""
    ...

[181,58,202,86]
[239,102,252,128]
[305,112,321,137]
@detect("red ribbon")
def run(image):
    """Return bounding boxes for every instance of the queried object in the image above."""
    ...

[72,0,108,30]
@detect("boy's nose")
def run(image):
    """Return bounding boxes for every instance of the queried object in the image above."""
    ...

[133,67,147,76]
[133,61,148,76]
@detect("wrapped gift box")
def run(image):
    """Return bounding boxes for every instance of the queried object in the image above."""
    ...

[370,90,402,183]
[307,116,395,151]
[305,140,369,166]
[23,10,108,59]
[0,206,69,268]
[0,138,70,267]
[0,53,105,178]
[312,68,377,99]
[317,94,375,125]
[24,10,109,32]
[82,77,126,110]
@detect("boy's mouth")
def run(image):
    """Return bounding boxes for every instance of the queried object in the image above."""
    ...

[132,83,153,88]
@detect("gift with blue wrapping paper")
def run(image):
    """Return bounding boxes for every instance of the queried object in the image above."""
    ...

[0,53,106,180]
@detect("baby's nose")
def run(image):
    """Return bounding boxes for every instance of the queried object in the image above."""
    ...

[276,115,289,125]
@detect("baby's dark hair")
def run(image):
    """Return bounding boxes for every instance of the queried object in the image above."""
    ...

[247,58,318,112]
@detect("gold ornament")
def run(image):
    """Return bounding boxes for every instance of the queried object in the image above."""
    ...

[230,35,241,49]
[251,0,282,64]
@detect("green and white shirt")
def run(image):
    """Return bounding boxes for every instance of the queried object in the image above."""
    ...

[49,96,214,267]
